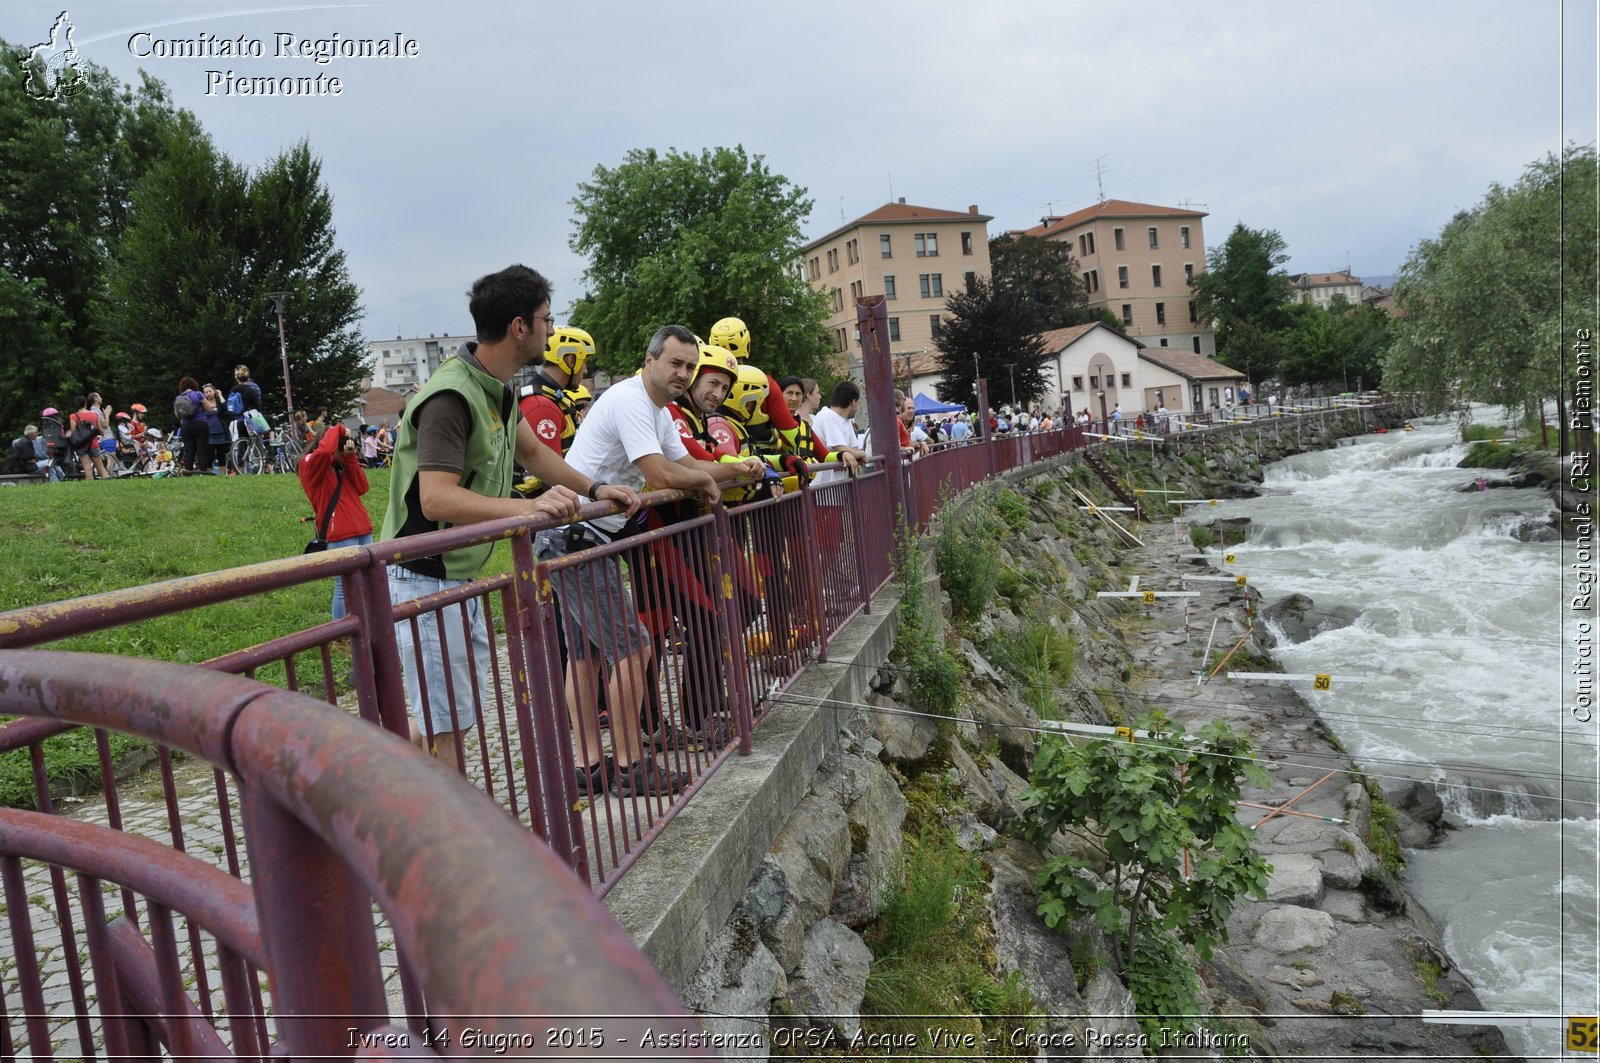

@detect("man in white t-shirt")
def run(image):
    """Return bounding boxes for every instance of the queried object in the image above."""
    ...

[534,324,725,798]
[810,379,862,487]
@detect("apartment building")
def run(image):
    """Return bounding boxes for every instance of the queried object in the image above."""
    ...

[1289,271,1363,309]
[365,333,473,391]
[801,199,993,371]
[1017,199,1214,358]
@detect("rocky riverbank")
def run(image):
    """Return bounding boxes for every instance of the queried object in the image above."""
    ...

[675,409,1518,1059]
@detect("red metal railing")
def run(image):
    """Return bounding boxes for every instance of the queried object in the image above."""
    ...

[0,425,1112,1045]
[0,651,704,1060]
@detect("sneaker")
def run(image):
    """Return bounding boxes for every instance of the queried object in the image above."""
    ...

[572,758,614,796]
[648,723,694,752]
[615,760,688,797]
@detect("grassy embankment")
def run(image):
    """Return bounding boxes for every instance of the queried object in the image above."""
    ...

[0,470,517,806]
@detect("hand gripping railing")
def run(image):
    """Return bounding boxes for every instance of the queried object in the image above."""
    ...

[0,650,709,1059]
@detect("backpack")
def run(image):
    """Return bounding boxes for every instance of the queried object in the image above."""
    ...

[174,392,196,420]
[226,390,244,416]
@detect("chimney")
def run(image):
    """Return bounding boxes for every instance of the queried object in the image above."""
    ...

[897,197,906,204]
[968,204,979,214]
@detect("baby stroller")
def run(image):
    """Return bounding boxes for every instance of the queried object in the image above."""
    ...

[37,408,81,481]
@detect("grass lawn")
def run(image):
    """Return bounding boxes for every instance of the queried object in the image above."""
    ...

[0,468,520,807]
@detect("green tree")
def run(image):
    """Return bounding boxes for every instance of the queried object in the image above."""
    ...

[1277,297,1390,392]
[933,275,1052,410]
[1020,712,1270,969]
[988,234,1095,333]
[0,47,184,427]
[1386,145,1596,449]
[98,133,366,422]
[568,145,832,377]
[1189,224,1294,385]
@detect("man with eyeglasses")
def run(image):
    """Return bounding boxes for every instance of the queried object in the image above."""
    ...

[380,264,640,768]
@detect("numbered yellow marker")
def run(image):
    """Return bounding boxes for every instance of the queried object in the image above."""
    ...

[1224,552,1237,564]
[1567,1016,1598,1053]
[1235,574,1248,586]
[1114,726,1136,743]
[1135,489,1145,496]
[1087,505,1098,515]
[1142,590,1156,605]
[1209,499,1217,506]
[1313,674,1332,691]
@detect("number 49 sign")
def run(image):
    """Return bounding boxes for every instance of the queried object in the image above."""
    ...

[1570,1016,1599,1053]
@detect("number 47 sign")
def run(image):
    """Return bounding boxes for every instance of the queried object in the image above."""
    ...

[1570,1016,1599,1053]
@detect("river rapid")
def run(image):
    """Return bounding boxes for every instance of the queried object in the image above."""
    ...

[1207,412,1597,1061]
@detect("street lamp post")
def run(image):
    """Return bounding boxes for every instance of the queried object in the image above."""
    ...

[266,291,294,428]
[1009,364,1017,409]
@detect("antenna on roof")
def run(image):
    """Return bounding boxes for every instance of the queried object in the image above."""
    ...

[840,196,846,222]
[1092,155,1110,203]
[887,173,894,204]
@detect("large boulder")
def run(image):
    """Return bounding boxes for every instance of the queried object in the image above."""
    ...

[770,795,851,928]
[869,691,938,764]
[680,912,786,1060]
[784,919,874,1040]
[1253,906,1338,953]
[832,756,908,926]
[1264,853,1324,906]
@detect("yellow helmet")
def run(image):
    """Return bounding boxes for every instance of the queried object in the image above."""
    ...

[722,363,769,421]
[709,317,751,361]
[567,384,592,405]
[694,343,740,385]
[545,326,595,378]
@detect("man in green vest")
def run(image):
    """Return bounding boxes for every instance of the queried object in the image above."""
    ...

[381,264,639,767]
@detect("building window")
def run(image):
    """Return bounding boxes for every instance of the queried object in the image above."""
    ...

[1090,374,1100,389]
[1152,265,1163,288]
[1147,226,1159,249]
[833,327,848,352]
[930,315,942,339]
[964,271,976,291]
[1118,265,1129,289]
[879,234,893,258]
[1192,336,1202,354]
[1072,376,1084,391]
[1156,302,1166,325]
[1121,304,1133,326]
[831,288,844,313]
[1121,372,1131,388]
[884,275,897,300]
[1184,263,1194,283]
[919,273,944,298]
[1189,300,1198,323]
[1083,269,1099,294]
[961,231,973,255]
[889,317,901,342]
[1114,227,1125,251]
[1181,225,1191,249]
[915,232,939,257]
[1080,232,1096,257]
[809,256,821,280]
[850,279,864,301]
[827,248,839,273]
[849,238,861,265]
[1159,338,1169,346]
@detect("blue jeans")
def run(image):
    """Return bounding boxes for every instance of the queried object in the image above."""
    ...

[328,534,374,619]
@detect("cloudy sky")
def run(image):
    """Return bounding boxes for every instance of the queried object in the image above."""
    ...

[5,1,1595,344]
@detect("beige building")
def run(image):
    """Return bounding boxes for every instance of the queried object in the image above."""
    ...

[1137,347,1246,416]
[1017,199,1214,358]
[801,199,993,372]
[1289,271,1364,309]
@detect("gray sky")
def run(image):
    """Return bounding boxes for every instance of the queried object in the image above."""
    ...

[6,1,1595,344]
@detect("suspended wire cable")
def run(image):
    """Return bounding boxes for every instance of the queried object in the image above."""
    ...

[772,690,1600,807]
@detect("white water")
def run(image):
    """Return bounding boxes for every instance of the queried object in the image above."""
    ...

[1206,413,1598,1060]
